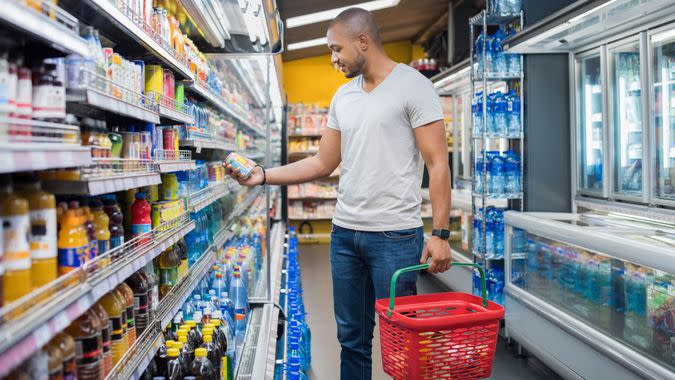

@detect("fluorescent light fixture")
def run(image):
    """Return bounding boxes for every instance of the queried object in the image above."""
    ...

[288,37,327,51]
[286,0,400,28]
[567,0,620,24]
[433,66,470,89]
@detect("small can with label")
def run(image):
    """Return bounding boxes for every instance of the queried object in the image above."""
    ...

[225,152,257,179]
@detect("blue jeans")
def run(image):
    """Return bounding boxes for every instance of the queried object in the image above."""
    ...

[329,224,424,380]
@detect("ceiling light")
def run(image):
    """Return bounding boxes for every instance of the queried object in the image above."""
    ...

[288,37,327,51]
[286,0,400,28]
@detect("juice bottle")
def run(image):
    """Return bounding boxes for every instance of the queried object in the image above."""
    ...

[210,318,231,379]
[92,302,112,377]
[131,192,151,242]
[99,290,128,365]
[125,272,149,335]
[144,262,160,319]
[103,196,125,250]
[190,347,216,380]
[166,348,183,380]
[53,332,77,380]
[184,321,202,350]
[15,176,57,289]
[46,338,64,380]
[117,282,137,345]
[57,210,89,276]
[65,309,103,379]
[91,198,110,264]
[158,245,180,298]
[79,198,98,262]
[0,177,31,303]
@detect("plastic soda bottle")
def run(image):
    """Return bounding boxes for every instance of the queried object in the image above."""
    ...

[57,210,88,276]
[190,347,216,380]
[99,290,128,365]
[53,332,77,380]
[103,196,125,249]
[159,245,180,298]
[131,192,152,242]
[65,309,103,380]
[91,198,110,262]
[126,272,150,335]
[166,348,183,380]
[92,302,112,377]
[116,283,137,345]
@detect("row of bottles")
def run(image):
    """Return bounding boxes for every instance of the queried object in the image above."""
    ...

[474,150,521,197]
[474,28,521,77]
[471,90,521,137]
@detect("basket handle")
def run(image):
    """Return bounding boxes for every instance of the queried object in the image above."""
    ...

[387,263,488,317]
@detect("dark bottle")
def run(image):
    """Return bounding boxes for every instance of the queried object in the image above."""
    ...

[166,348,183,380]
[172,341,190,375]
[155,343,168,379]
[177,335,194,369]
[189,348,216,380]
[200,334,221,377]
[125,272,150,335]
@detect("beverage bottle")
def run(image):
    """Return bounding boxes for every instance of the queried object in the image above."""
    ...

[485,33,494,74]
[488,152,504,196]
[190,347,216,380]
[53,332,77,380]
[202,307,213,326]
[91,302,112,377]
[57,210,86,276]
[494,208,505,258]
[0,177,31,303]
[79,198,98,262]
[117,282,137,345]
[471,92,482,135]
[166,348,183,380]
[200,334,221,376]
[103,196,125,250]
[507,90,521,136]
[15,176,57,288]
[193,294,203,312]
[144,262,160,318]
[486,93,496,134]
[155,342,168,379]
[177,334,195,368]
[504,151,520,195]
[210,316,233,379]
[172,341,190,375]
[474,155,484,194]
[185,320,202,349]
[65,309,103,380]
[493,91,507,136]
[207,290,218,311]
[131,192,152,241]
[492,29,507,76]
[46,338,64,380]
[473,208,483,255]
[159,244,180,298]
[100,289,128,365]
[231,272,248,349]
[485,207,495,259]
[506,27,521,76]
[126,272,150,335]
[176,238,188,278]
[475,32,485,75]
[183,297,196,321]
[91,198,111,261]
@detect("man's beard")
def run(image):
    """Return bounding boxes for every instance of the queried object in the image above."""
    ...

[344,54,365,78]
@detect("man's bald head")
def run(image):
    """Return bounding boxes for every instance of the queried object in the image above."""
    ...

[328,7,382,46]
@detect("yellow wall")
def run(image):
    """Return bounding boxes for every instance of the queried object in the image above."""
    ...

[283,41,425,107]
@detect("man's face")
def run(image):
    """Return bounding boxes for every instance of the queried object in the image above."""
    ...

[327,24,366,78]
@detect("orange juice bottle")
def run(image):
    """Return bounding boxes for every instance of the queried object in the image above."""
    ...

[99,290,128,365]
[57,210,89,276]
[91,199,110,266]
[0,177,32,304]
[15,176,57,288]
[116,282,137,345]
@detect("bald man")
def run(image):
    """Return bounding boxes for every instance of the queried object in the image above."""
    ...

[227,8,451,379]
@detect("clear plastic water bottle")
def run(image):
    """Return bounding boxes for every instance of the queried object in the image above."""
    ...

[485,33,494,76]
[475,156,484,194]
[486,93,495,134]
[507,90,521,136]
[493,91,508,136]
[504,151,521,196]
[472,92,482,134]
[485,207,495,258]
[192,294,203,312]
[473,207,483,255]
[183,297,196,321]
[506,27,521,75]
[494,208,504,258]
[492,29,507,76]
[488,152,505,196]
[231,272,248,350]
[212,272,226,299]
[475,32,485,75]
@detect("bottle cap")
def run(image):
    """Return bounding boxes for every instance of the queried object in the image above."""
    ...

[211,319,221,327]
[173,342,183,350]
[195,348,207,357]
[177,329,189,337]
[167,348,180,357]
[202,328,214,336]
[186,321,196,328]
[165,340,176,348]
[203,334,213,343]
[180,324,190,330]
[204,323,215,330]
[135,192,146,200]
[178,336,188,344]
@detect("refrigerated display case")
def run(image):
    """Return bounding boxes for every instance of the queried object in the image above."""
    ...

[653,28,675,204]
[504,211,675,380]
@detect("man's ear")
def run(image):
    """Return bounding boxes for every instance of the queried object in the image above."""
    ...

[358,33,368,51]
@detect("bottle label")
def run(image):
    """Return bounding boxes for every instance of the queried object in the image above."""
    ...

[4,214,31,271]
[28,209,57,259]
[98,239,110,256]
[88,240,98,261]
[74,333,102,364]
[58,245,88,270]
[110,236,123,249]
[134,293,148,314]
[179,259,188,278]
[131,223,151,237]
[109,316,124,341]
[101,322,111,354]
[62,353,76,380]
[126,306,135,329]
[160,267,178,286]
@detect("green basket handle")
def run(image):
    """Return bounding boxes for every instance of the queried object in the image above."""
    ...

[387,263,488,317]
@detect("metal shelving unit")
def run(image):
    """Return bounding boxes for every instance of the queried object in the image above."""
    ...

[0,213,195,378]
[153,149,196,173]
[187,181,235,213]
[43,171,162,196]
[66,83,161,125]
[0,143,92,174]
[179,137,237,153]
[469,7,525,272]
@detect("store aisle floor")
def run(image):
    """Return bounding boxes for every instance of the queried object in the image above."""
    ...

[299,244,562,380]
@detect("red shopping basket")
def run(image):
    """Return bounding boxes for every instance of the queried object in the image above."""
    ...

[375,263,504,380]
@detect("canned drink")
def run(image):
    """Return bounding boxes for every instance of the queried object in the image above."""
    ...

[163,128,176,152]
[225,152,257,179]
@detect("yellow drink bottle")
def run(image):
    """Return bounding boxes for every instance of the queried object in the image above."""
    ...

[91,199,111,266]
[57,210,89,276]
[99,290,128,365]
[0,177,32,304]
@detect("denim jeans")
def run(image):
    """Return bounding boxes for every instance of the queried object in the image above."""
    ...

[329,224,424,380]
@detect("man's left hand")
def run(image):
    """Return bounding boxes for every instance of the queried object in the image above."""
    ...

[420,236,452,273]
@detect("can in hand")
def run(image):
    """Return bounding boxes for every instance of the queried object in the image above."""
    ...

[226,152,257,179]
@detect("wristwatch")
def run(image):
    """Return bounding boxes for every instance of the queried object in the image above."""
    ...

[432,229,451,240]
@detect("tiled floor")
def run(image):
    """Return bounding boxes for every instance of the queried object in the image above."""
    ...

[299,244,562,380]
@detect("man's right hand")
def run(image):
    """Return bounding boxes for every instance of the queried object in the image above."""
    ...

[225,163,264,187]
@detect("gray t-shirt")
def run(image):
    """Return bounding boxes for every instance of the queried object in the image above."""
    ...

[327,63,443,231]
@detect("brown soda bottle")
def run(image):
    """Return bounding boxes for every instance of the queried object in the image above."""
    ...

[166,348,183,380]
[92,302,112,377]
[46,338,64,380]
[200,334,221,377]
[116,282,137,344]
[65,309,103,379]
[125,271,150,335]
[53,332,76,380]
[189,347,216,380]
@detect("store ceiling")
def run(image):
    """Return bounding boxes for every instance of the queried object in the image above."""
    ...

[279,0,452,61]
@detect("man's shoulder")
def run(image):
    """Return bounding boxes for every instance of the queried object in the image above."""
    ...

[394,64,433,86]
[334,77,360,96]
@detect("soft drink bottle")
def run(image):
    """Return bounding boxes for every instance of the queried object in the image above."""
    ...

[126,272,150,335]
[92,302,112,377]
[166,348,183,380]
[103,196,125,249]
[183,297,196,321]
[178,334,195,369]
[117,283,137,345]
[190,348,216,380]
[212,272,226,299]
[201,333,221,375]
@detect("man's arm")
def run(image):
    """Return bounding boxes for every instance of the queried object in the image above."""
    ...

[414,119,452,273]
[226,128,341,186]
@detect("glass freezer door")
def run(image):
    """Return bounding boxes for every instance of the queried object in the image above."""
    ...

[578,53,605,194]
[652,29,675,201]
[610,40,644,197]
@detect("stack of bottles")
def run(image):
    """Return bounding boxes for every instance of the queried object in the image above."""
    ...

[472,206,506,259]
[488,0,522,16]
[473,266,505,306]
[471,90,521,137]
[276,227,312,380]
[474,150,521,197]
[474,27,521,78]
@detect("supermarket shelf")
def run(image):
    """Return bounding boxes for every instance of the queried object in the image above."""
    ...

[155,160,196,173]
[188,182,231,213]
[67,87,161,124]
[469,11,520,26]
[178,0,229,47]
[43,172,162,195]
[0,215,195,378]
[179,138,236,153]
[0,0,91,57]
[158,104,195,125]
[81,0,193,79]
[0,144,92,174]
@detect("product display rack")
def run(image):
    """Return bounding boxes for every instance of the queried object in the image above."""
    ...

[43,171,163,196]
[469,8,525,280]
[179,136,237,153]
[0,143,93,174]
[66,84,161,125]
[153,149,196,173]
